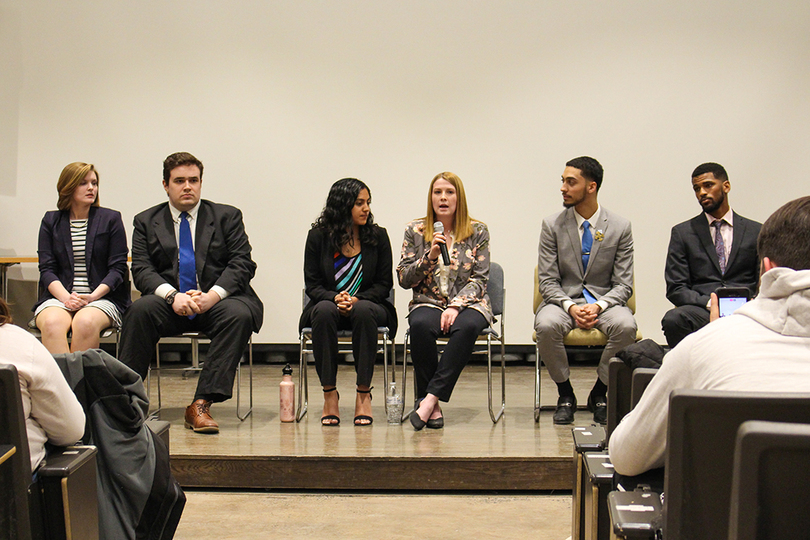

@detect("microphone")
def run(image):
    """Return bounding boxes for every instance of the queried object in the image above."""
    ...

[433,221,451,266]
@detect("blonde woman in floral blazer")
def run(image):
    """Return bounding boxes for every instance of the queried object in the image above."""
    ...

[397,172,492,430]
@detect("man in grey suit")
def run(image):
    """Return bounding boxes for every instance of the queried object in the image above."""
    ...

[661,162,761,348]
[535,156,637,425]
[118,152,263,434]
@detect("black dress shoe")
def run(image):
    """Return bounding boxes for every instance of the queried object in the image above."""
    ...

[587,394,607,425]
[410,411,427,431]
[553,395,577,425]
[426,417,444,429]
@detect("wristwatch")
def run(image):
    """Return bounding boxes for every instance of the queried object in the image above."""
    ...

[166,291,178,305]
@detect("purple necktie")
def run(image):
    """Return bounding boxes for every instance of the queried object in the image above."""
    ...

[712,220,726,274]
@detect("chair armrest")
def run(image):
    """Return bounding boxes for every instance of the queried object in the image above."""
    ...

[607,487,662,539]
[37,445,97,477]
[573,426,607,452]
[146,419,171,450]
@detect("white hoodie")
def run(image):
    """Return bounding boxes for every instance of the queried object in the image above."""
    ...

[609,267,810,476]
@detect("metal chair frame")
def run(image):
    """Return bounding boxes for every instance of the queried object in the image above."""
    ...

[400,261,506,424]
[148,332,253,421]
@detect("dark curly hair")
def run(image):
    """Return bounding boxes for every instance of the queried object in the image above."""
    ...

[312,178,378,252]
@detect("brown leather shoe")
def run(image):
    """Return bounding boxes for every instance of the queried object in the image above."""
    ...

[184,399,219,433]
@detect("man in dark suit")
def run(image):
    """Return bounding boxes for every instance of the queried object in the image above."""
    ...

[118,152,263,433]
[662,162,761,348]
[535,156,637,425]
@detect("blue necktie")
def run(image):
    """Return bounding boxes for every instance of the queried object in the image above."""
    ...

[178,212,196,318]
[581,221,598,304]
[713,220,726,274]
[581,220,593,271]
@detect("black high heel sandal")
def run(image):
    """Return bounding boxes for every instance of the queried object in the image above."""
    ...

[321,387,340,426]
[354,387,374,426]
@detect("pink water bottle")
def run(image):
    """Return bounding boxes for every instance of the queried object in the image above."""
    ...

[279,363,295,422]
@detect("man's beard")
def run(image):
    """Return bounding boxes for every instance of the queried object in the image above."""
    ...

[702,192,725,214]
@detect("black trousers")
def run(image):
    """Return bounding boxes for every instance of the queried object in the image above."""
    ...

[408,306,488,402]
[661,304,709,348]
[117,294,253,403]
[305,299,389,388]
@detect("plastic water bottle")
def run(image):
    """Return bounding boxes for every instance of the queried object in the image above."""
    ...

[386,381,403,424]
[279,364,295,422]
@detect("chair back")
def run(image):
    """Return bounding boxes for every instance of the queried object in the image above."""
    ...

[665,390,810,540]
[0,363,34,540]
[606,358,633,441]
[630,368,656,407]
[532,265,636,314]
[488,262,504,317]
[728,420,810,540]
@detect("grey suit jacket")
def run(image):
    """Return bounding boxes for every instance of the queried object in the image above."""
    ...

[537,206,634,310]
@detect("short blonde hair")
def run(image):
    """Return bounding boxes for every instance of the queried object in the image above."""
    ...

[57,162,100,211]
[424,172,474,242]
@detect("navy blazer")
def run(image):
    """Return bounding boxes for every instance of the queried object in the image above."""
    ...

[299,226,397,335]
[665,212,762,308]
[34,206,131,314]
[130,200,263,332]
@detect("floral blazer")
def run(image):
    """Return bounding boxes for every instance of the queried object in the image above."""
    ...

[397,218,493,324]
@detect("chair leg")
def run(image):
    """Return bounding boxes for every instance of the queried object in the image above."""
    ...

[401,330,416,422]
[487,333,505,424]
[534,340,541,423]
[382,329,390,415]
[236,335,253,421]
[148,341,163,418]
[296,331,309,422]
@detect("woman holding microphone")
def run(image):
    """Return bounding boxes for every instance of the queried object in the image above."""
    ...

[397,172,492,430]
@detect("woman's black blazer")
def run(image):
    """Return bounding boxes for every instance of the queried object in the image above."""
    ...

[299,226,397,335]
[34,206,131,314]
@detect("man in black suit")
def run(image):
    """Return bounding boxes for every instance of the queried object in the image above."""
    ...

[661,162,760,348]
[118,152,263,433]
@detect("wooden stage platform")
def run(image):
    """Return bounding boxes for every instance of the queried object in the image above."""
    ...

[155,364,601,492]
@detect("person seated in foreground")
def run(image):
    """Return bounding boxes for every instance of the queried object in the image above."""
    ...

[609,196,810,476]
[0,296,85,470]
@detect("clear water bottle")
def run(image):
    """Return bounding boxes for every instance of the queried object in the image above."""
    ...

[386,381,403,424]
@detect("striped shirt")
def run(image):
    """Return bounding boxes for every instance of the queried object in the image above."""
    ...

[70,219,91,293]
[335,252,363,296]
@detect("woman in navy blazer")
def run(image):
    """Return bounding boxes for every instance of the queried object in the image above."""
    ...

[300,178,397,426]
[34,162,130,354]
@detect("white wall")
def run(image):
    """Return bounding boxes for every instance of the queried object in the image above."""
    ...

[2,0,808,344]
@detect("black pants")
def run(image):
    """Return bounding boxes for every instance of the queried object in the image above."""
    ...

[408,306,488,402]
[117,294,253,403]
[305,299,389,388]
[661,304,709,348]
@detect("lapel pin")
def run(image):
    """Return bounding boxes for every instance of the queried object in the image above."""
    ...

[594,230,604,242]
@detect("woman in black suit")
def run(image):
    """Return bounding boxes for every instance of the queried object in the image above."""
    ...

[34,162,130,354]
[300,178,397,426]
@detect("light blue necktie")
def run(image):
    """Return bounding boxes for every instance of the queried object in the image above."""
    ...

[581,221,598,304]
[178,211,196,319]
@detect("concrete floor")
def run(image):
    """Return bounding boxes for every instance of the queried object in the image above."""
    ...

[174,491,572,540]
